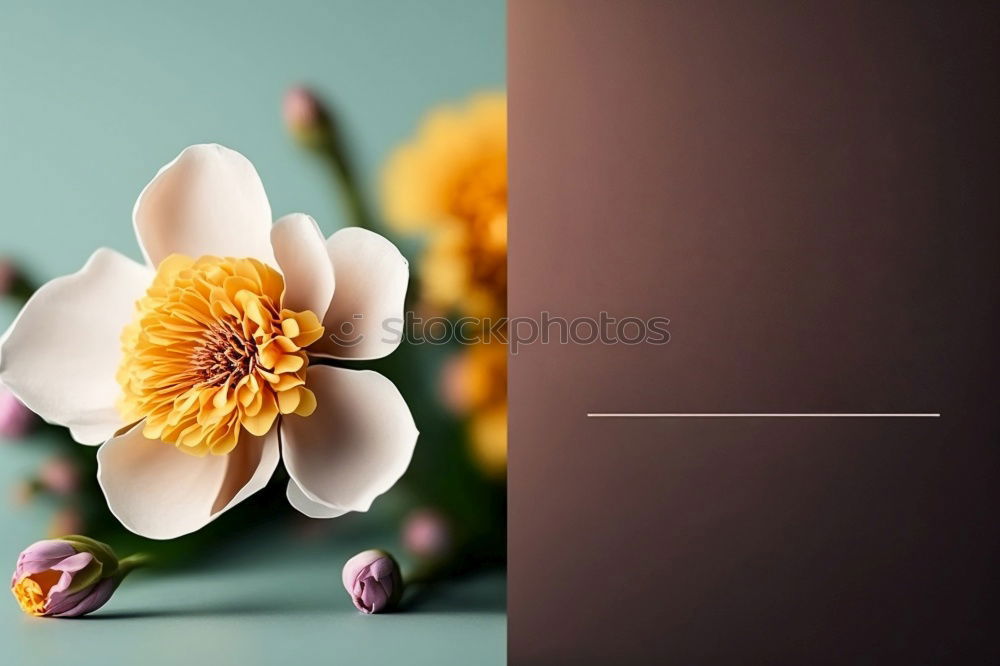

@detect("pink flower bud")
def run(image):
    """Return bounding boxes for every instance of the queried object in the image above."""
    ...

[342,549,403,614]
[39,456,80,496]
[0,385,35,439]
[402,508,452,560]
[11,536,131,618]
[282,86,332,146]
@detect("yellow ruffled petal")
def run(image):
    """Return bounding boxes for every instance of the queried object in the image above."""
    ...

[293,387,317,417]
[117,255,325,455]
[242,391,278,436]
[276,387,301,414]
[280,309,325,348]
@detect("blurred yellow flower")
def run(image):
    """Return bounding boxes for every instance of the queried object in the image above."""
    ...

[382,92,507,317]
[470,403,507,479]
[385,93,508,478]
[440,340,507,415]
[440,340,507,478]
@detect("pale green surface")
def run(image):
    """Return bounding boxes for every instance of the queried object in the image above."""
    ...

[0,1,504,663]
[4,525,506,665]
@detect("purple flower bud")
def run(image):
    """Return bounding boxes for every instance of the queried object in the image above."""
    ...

[342,549,403,614]
[402,508,452,560]
[10,536,143,618]
[0,385,36,439]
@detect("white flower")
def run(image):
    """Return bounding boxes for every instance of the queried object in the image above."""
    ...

[0,144,418,539]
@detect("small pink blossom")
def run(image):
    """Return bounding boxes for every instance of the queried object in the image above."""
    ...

[39,457,80,496]
[402,508,452,560]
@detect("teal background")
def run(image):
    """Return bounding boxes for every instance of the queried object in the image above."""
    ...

[0,1,505,663]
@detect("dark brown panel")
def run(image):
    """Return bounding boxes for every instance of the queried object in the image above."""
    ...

[508,1,999,664]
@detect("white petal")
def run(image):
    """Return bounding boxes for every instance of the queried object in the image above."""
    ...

[311,227,409,360]
[96,423,279,540]
[0,249,151,445]
[281,366,417,512]
[286,479,349,519]
[270,214,335,320]
[133,144,275,268]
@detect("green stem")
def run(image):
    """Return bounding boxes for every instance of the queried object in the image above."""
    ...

[115,553,152,580]
[318,137,377,232]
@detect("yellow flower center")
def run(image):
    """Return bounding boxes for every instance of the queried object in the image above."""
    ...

[12,570,61,616]
[117,255,324,455]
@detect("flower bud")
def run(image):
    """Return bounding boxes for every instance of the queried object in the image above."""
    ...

[402,508,452,560]
[10,535,143,618]
[0,385,35,439]
[342,549,403,614]
[283,86,332,148]
[39,456,80,496]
